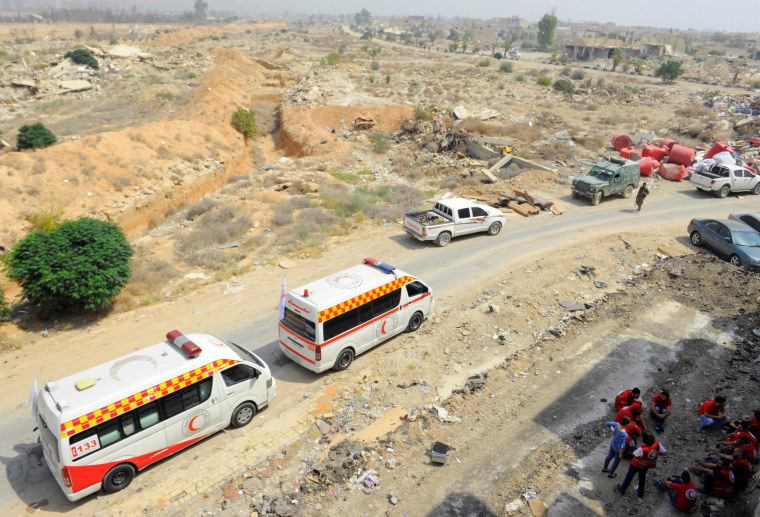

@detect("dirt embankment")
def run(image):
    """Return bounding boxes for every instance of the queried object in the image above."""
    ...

[149,22,288,47]
[280,105,413,157]
[0,48,278,247]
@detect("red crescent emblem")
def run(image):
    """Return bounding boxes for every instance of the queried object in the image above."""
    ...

[381,320,387,334]
[188,415,201,432]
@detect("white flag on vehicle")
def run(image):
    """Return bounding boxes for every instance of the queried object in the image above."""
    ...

[278,276,287,320]
[29,375,39,418]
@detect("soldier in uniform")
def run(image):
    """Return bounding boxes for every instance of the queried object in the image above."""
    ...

[635,182,650,212]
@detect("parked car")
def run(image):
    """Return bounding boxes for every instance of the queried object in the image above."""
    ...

[687,218,760,270]
[690,163,760,197]
[508,49,521,60]
[728,213,760,234]
[571,157,640,205]
[403,198,505,247]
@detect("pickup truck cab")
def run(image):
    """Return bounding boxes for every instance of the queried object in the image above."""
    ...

[571,157,640,205]
[403,198,505,247]
[690,164,760,198]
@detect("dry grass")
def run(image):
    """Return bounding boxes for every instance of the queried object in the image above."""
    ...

[175,205,252,269]
[675,104,717,121]
[502,122,542,143]
[185,197,218,220]
[461,118,514,137]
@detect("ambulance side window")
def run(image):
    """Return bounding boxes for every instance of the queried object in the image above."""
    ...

[221,364,258,387]
[138,402,160,429]
[406,281,429,297]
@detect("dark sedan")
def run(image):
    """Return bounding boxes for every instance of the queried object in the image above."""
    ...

[687,218,760,270]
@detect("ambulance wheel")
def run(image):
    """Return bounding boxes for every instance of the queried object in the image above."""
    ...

[103,463,135,493]
[334,348,354,371]
[407,312,424,332]
[435,232,452,247]
[231,402,257,428]
[487,222,502,236]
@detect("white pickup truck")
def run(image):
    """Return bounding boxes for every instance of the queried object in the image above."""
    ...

[403,198,505,247]
[690,163,760,198]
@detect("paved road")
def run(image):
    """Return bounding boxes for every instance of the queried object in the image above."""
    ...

[1,184,756,514]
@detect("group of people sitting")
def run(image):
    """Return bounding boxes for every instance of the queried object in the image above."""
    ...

[600,387,758,511]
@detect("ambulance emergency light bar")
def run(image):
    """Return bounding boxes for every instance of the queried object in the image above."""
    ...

[166,330,202,358]
[363,257,396,273]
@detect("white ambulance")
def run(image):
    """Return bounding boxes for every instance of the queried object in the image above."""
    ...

[278,258,434,372]
[35,331,276,501]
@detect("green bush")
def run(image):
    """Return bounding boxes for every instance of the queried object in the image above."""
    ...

[0,285,9,319]
[553,79,575,94]
[499,61,513,73]
[371,60,379,70]
[27,205,66,231]
[655,60,685,83]
[560,65,572,76]
[17,122,56,150]
[3,218,133,312]
[571,69,585,80]
[478,59,490,67]
[537,76,552,86]
[368,131,390,154]
[231,108,257,143]
[515,74,525,82]
[493,52,503,60]
[752,80,760,89]
[385,73,391,84]
[326,52,341,66]
[63,48,99,69]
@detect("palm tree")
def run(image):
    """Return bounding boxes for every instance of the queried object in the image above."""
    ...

[503,40,511,56]
[611,49,622,71]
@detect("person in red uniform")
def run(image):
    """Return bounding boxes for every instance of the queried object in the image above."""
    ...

[618,431,667,502]
[698,396,730,429]
[656,471,697,513]
[692,457,735,498]
[709,448,752,489]
[616,401,647,431]
[623,424,641,459]
[615,387,641,411]
[650,390,672,434]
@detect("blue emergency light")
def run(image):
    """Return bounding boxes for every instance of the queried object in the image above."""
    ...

[363,257,396,273]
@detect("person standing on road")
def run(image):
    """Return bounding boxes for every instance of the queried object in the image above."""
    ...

[655,471,698,513]
[698,396,730,429]
[635,182,649,212]
[618,430,668,502]
[651,390,672,434]
[603,416,630,478]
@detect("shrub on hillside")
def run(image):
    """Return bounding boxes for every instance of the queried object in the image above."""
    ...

[553,79,575,94]
[17,123,56,150]
[231,108,257,143]
[537,76,552,86]
[64,48,99,69]
[0,285,9,319]
[499,61,513,73]
[368,131,390,154]
[3,218,133,312]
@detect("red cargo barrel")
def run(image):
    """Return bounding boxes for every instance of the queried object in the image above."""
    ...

[620,148,641,160]
[659,163,686,181]
[748,137,760,147]
[638,157,659,176]
[659,139,676,152]
[641,145,667,162]
[612,133,633,151]
[704,140,735,159]
[667,144,696,166]
[683,167,695,180]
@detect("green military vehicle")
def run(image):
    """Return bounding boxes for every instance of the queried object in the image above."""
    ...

[571,157,641,205]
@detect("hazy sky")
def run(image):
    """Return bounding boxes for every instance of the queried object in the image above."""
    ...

[231,0,758,34]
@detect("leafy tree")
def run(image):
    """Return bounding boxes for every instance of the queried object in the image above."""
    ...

[0,285,9,319]
[354,8,371,25]
[537,13,558,50]
[611,48,622,71]
[503,40,511,55]
[655,60,685,83]
[553,79,575,94]
[231,108,257,143]
[64,48,98,69]
[634,59,645,74]
[17,123,56,150]
[3,218,133,312]
[194,0,208,19]
[461,36,470,53]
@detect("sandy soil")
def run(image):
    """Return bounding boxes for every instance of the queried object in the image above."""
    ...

[1,18,760,517]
